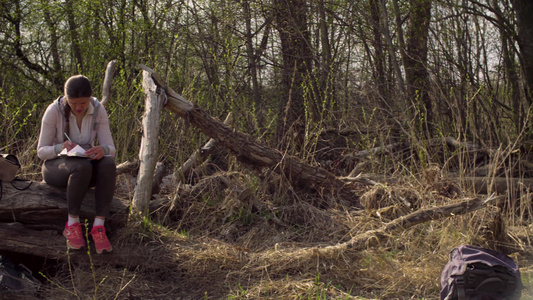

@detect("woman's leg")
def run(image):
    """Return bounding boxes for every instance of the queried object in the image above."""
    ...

[43,158,92,216]
[88,157,116,254]
[90,157,116,218]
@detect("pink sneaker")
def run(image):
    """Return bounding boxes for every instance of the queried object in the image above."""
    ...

[63,222,86,250]
[90,226,112,254]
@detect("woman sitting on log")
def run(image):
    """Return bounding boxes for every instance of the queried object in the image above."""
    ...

[37,75,116,254]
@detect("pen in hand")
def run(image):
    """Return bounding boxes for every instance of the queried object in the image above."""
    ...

[63,132,77,152]
[64,132,72,142]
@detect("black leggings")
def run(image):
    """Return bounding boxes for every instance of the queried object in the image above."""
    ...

[43,157,116,218]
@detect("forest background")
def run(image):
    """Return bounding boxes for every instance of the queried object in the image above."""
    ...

[1,0,533,299]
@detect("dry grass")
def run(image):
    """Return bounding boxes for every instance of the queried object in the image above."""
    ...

[31,162,533,300]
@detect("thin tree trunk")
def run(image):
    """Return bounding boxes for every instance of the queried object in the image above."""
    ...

[369,0,389,101]
[404,0,433,136]
[41,1,61,79]
[317,0,337,123]
[64,0,84,73]
[273,0,312,148]
[511,0,533,105]
[378,0,405,99]
[41,13,63,90]
[242,1,263,129]
[493,0,521,134]
[392,0,407,69]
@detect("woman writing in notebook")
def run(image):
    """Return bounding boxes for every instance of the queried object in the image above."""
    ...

[37,75,116,254]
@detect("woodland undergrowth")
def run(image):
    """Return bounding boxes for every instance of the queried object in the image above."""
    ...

[2,85,533,299]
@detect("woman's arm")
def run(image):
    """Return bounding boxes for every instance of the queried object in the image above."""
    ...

[95,105,116,156]
[37,104,63,160]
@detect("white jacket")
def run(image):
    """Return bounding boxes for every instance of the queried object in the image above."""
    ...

[37,97,116,160]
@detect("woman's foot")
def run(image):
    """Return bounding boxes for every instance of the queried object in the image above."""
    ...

[63,222,86,249]
[90,226,112,254]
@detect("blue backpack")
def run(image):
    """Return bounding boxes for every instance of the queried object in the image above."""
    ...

[440,245,523,300]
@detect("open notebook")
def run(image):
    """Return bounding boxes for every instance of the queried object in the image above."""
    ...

[59,145,112,158]
[59,145,89,157]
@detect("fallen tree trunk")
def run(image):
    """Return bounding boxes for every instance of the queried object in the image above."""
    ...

[117,160,140,175]
[0,222,65,259]
[0,181,129,259]
[461,176,533,195]
[137,64,347,192]
[344,136,487,160]
[0,181,129,229]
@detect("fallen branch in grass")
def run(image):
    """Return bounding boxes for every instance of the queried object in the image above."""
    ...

[284,194,505,257]
[364,193,505,235]
[174,112,233,183]
[116,160,140,175]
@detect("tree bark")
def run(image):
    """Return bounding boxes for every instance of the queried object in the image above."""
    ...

[369,0,388,101]
[100,60,116,107]
[64,0,84,73]
[404,0,433,136]
[0,221,160,265]
[272,0,312,147]
[0,181,129,229]
[0,181,128,261]
[378,0,406,98]
[511,0,533,104]
[131,71,166,216]
[242,1,263,128]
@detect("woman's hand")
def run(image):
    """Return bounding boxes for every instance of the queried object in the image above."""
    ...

[62,141,77,152]
[86,146,105,160]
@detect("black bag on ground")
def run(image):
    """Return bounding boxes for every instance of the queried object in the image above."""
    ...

[0,255,40,294]
[440,245,523,300]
